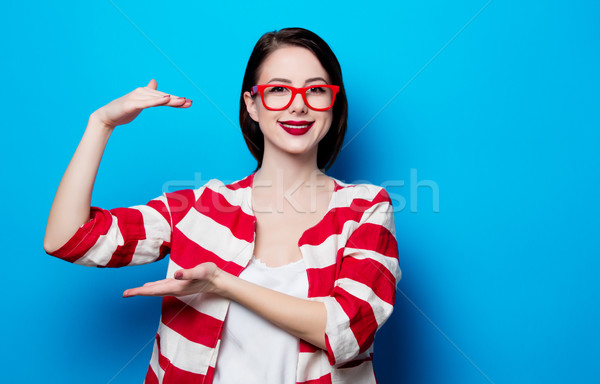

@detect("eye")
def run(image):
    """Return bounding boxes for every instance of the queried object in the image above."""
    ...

[267,86,290,94]
[307,86,326,94]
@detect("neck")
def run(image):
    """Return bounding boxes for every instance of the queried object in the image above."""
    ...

[252,149,334,215]
[255,147,324,189]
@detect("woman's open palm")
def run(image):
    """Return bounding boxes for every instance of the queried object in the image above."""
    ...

[93,79,192,128]
[122,263,223,298]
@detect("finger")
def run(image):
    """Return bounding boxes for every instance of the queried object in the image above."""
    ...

[124,288,145,297]
[123,287,140,297]
[138,87,171,98]
[174,268,198,280]
[143,279,169,287]
[138,84,183,100]
[136,95,172,109]
[146,79,158,90]
[164,96,189,107]
[123,279,180,297]
[135,95,189,110]
[137,86,186,102]
[175,265,207,280]
[174,269,186,280]
[175,99,193,108]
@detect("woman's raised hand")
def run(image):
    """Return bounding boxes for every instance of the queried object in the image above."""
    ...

[91,79,192,129]
[43,79,192,254]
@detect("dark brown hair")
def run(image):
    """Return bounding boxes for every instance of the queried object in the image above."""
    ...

[239,28,348,171]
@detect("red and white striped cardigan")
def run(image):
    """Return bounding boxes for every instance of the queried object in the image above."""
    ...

[49,172,401,383]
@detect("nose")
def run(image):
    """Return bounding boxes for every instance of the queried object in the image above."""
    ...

[288,91,308,113]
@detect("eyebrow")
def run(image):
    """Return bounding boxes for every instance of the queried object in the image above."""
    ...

[266,77,329,85]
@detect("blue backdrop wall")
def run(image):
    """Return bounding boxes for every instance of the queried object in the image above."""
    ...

[1,1,598,383]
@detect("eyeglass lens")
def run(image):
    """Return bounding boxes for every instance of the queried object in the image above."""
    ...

[263,86,333,110]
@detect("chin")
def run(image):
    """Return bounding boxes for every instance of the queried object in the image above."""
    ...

[283,145,316,156]
[265,139,318,158]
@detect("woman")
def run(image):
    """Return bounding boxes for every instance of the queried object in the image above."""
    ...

[44,28,401,384]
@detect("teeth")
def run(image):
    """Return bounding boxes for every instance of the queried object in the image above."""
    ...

[281,123,311,129]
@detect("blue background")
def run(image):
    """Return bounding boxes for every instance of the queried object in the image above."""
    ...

[1,1,598,383]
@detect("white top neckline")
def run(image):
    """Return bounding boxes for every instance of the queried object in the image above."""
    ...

[250,255,306,270]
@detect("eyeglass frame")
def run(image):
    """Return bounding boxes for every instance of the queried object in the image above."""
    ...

[250,84,340,111]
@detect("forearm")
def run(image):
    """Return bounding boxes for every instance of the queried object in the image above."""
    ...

[44,113,113,253]
[215,271,327,350]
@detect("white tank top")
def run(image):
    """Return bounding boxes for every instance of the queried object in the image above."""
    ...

[213,256,309,384]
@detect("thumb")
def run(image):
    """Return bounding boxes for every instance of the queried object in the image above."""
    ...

[146,78,158,90]
[174,265,210,280]
[174,268,201,280]
[174,269,187,280]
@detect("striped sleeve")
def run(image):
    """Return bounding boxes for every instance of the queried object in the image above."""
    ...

[47,194,173,268]
[323,188,401,366]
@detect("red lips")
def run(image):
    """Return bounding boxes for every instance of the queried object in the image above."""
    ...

[278,120,314,136]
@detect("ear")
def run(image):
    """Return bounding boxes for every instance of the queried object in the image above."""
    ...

[244,91,259,123]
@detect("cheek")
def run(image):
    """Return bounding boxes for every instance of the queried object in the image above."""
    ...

[255,109,279,132]
[321,113,334,133]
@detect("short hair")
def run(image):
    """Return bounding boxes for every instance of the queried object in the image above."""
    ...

[239,28,348,171]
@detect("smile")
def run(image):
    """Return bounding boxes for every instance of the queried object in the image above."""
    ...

[278,121,314,136]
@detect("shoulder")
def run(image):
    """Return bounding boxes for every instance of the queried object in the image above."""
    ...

[331,178,392,207]
[332,180,397,241]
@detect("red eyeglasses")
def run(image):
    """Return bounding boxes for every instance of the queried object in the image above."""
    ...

[251,84,339,111]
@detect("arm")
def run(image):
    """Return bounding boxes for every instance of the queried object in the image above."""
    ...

[216,271,327,349]
[43,79,191,253]
[319,188,401,366]
[43,113,113,253]
[122,188,400,357]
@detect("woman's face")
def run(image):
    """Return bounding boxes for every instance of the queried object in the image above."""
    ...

[244,46,333,162]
